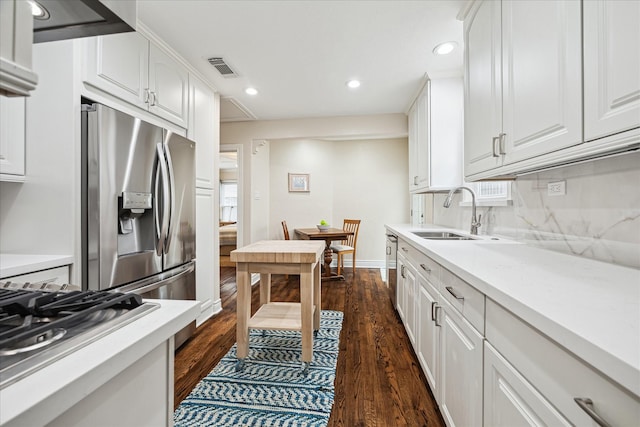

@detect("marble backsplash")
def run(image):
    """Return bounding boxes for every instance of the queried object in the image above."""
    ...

[431,151,640,269]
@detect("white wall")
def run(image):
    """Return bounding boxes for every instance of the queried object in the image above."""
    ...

[220,113,408,251]
[269,137,409,266]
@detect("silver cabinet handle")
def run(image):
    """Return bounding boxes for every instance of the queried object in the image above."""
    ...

[386,246,391,255]
[400,265,406,278]
[498,132,507,155]
[401,247,409,252]
[420,263,431,272]
[492,136,500,157]
[445,286,464,301]
[144,89,150,104]
[431,301,437,321]
[574,398,611,427]
[413,175,418,185]
[434,305,441,327]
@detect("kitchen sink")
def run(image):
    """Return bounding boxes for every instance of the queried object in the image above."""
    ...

[412,231,479,240]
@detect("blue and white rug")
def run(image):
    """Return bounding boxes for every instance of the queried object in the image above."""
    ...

[174,310,343,427]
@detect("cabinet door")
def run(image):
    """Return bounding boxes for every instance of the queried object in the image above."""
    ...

[148,44,189,128]
[84,32,149,110]
[484,342,571,427]
[188,75,219,189]
[404,262,417,347]
[0,96,25,180]
[464,0,503,177]
[439,300,483,427]
[195,187,217,326]
[584,0,640,142]
[414,87,430,191]
[407,102,419,190]
[502,0,582,165]
[417,275,439,396]
[396,254,407,321]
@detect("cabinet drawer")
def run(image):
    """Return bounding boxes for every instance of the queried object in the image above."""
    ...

[398,241,441,288]
[3,265,69,285]
[441,267,484,333]
[486,298,640,426]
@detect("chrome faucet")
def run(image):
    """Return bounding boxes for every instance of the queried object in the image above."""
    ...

[443,186,482,235]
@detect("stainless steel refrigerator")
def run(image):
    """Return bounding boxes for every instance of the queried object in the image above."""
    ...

[81,101,196,347]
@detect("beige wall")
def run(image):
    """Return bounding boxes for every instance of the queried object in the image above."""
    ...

[270,138,409,267]
[220,113,408,266]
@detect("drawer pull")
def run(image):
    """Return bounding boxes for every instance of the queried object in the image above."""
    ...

[401,247,409,252]
[492,136,500,157]
[434,305,441,327]
[431,301,437,321]
[574,398,611,427]
[445,286,464,301]
[420,263,431,272]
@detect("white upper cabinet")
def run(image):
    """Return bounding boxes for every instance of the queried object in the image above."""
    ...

[464,0,582,179]
[409,77,463,192]
[84,32,149,110]
[463,0,502,177]
[148,44,189,128]
[84,32,189,128]
[0,0,38,96]
[583,0,640,142]
[0,96,26,181]
[501,0,582,164]
[188,74,219,190]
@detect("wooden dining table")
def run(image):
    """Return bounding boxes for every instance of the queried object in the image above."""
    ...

[294,227,354,281]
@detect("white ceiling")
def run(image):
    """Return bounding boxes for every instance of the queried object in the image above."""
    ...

[137,0,466,122]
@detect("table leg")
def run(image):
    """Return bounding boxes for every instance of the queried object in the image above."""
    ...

[259,273,271,306]
[300,263,313,364]
[322,238,345,281]
[313,260,321,331]
[236,263,251,365]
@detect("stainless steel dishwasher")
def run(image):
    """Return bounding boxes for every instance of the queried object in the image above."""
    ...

[385,234,398,309]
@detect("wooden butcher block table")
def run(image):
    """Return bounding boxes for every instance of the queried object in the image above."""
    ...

[230,240,325,373]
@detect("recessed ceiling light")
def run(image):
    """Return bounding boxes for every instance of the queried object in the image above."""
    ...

[245,87,258,95]
[346,80,361,89]
[28,1,49,19]
[433,41,457,55]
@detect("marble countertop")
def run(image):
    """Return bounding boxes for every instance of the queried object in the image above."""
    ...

[0,298,201,427]
[0,253,74,278]
[386,223,640,398]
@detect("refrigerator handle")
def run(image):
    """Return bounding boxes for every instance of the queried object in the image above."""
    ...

[163,140,176,254]
[155,143,170,256]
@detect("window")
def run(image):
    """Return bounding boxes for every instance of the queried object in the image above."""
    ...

[462,181,512,206]
[220,181,237,222]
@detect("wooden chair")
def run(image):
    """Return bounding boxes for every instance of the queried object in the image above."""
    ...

[281,220,290,240]
[330,219,361,276]
[281,221,291,280]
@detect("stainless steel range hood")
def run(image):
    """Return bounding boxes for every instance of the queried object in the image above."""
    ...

[32,0,136,43]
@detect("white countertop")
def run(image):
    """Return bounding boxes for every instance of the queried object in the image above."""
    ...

[386,223,640,398]
[0,254,74,278]
[0,298,200,427]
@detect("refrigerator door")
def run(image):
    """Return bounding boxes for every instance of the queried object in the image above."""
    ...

[83,103,163,290]
[162,131,196,270]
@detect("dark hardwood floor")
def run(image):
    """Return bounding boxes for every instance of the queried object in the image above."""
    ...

[174,267,444,426]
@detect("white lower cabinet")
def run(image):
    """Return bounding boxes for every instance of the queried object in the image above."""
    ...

[484,341,571,426]
[438,297,484,427]
[395,236,640,427]
[417,273,440,395]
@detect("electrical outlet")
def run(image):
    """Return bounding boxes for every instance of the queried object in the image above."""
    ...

[547,181,566,196]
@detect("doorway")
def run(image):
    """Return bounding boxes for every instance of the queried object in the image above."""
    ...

[219,144,243,269]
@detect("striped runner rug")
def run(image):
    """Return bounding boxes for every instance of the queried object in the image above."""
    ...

[174,310,343,427]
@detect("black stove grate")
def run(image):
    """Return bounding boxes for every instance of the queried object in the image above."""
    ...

[0,289,143,349]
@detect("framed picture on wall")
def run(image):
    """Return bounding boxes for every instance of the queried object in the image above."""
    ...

[288,173,310,192]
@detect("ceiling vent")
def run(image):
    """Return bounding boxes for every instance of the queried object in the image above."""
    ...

[207,57,238,78]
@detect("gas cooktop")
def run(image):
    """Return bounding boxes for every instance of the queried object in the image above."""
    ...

[0,282,158,389]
